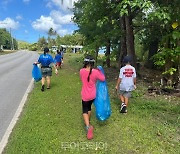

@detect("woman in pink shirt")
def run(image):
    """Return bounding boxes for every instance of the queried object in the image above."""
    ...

[80,55,105,140]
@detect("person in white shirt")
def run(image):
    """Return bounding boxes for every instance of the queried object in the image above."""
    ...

[115,55,136,113]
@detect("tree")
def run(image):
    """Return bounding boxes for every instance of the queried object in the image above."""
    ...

[38,37,47,50]
[0,28,13,50]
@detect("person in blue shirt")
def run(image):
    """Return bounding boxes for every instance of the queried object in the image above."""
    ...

[34,47,58,91]
[54,50,62,69]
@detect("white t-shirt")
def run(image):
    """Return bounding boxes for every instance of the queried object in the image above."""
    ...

[119,65,136,91]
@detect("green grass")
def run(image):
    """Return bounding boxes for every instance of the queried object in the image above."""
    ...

[0,50,17,55]
[4,53,180,154]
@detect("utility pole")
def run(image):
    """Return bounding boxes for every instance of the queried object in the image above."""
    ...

[10,28,14,50]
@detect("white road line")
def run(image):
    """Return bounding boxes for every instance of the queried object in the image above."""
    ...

[0,79,34,154]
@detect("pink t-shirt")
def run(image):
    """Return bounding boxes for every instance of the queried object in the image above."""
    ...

[80,68,105,101]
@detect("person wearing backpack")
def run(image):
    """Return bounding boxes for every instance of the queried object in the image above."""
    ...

[80,55,105,140]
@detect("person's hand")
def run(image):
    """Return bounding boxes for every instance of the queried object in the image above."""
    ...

[134,85,137,89]
[33,62,38,65]
[115,85,118,91]
[55,69,58,75]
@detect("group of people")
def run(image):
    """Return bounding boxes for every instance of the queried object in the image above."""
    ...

[80,55,136,140]
[34,47,136,140]
[34,47,63,91]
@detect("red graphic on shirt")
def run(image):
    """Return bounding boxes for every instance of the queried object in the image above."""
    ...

[123,69,134,77]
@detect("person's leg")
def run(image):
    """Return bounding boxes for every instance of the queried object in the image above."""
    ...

[87,99,93,123]
[41,77,45,91]
[124,97,129,106]
[83,113,90,126]
[119,92,127,113]
[121,92,131,113]
[120,94,125,104]
[46,76,51,88]
[41,77,45,85]
[88,111,91,120]
[82,100,94,139]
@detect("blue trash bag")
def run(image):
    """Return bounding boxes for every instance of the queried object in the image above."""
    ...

[32,64,42,82]
[94,66,112,121]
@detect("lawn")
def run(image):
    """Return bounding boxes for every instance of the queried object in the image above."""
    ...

[3,53,180,154]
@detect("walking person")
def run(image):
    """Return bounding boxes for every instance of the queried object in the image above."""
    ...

[34,47,58,91]
[54,50,62,69]
[60,49,64,65]
[115,55,136,113]
[80,55,105,140]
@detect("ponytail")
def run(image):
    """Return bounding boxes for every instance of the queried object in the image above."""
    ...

[44,47,49,55]
[87,66,92,82]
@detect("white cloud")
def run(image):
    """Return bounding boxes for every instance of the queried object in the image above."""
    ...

[32,0,78,36]
[32,10,74,36]
[56,29,70,36]
[50,10,73,25]
[32,15,59,32]
[16,15,23,20]
[0,18,19,29]
[49,0,78,11]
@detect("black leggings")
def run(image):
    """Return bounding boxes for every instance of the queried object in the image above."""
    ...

[82,99,94,114]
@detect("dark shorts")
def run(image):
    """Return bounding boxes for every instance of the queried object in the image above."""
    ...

[82,99,94,114]
[41,67,52,77]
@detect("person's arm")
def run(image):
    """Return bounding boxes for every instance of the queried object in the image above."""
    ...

[134,78,136,89]
[53,63,58,74]
[133,68,137,89]
[116,68,123,90]
[115,78,121,90]
[33,61,39,65]
[50,56,58,74]
[97,69,105,81]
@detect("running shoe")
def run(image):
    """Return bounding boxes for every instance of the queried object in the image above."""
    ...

[120,104,127,113]
[87,126,94,140]
[41,85,45,91]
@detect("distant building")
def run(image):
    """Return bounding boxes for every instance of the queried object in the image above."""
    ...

[51,46,58,53]
[60,45,83,53]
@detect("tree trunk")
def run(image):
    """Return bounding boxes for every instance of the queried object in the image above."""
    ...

[106,39,111,67]
[125,13,136,68]
[147,39,158,69]
[119,16,127,68]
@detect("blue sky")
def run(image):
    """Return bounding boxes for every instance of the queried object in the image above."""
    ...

[0,0,79,43]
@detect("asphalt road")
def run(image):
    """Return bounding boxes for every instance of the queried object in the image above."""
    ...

[0,50,39,141]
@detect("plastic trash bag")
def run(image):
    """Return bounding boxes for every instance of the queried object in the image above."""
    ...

[94,66,112,121]
[32,64,42,82]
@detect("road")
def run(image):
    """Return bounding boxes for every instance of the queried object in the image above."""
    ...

[0,50,39,142]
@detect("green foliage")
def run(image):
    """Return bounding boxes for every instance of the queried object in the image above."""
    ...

[37,37,47,50]
[29,43,38,51]
[162,68,177,76]
[0,28,16,50]
[153,28,180,77]
[18,41,31,49]
[56,33,85,46]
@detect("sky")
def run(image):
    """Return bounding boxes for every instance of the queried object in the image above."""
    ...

[0,0,79,43]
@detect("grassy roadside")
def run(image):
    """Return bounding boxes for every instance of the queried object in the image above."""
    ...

[4,53,180,154]
[0,50,17,55]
